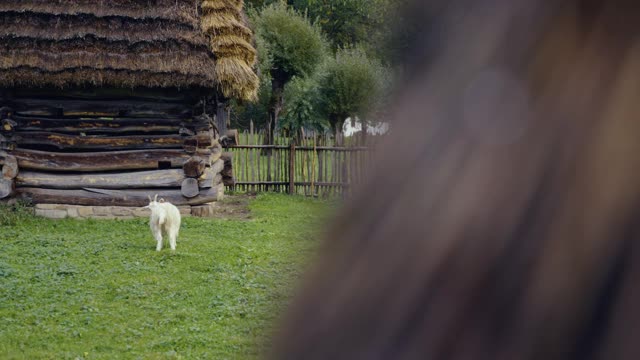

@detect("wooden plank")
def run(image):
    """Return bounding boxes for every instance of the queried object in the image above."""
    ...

[4,148,191,172]
[10,132,211,151]
[9,87,201,103]
[7,98,192,119]
[232,181,349,187]
[251,146,256,183]
[223,144,289,150]
[16,185,223,207]
[6,116,209,135]
[289,143,295,194]
[11,131,181,150]
[16,169,188,189]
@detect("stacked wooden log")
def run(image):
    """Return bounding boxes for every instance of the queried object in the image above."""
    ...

[0,89,229,207]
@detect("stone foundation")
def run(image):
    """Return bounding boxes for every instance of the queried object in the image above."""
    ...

[34,203,220,219]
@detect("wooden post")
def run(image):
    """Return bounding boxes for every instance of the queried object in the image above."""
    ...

[311,139,316,197]
[289,142,295,195]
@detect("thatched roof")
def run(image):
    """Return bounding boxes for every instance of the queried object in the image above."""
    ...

[0,0,258,101]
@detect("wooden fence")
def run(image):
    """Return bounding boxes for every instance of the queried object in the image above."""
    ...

[224,131,374,197]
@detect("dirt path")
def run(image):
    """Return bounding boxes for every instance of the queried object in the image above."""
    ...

[208,194,254,220]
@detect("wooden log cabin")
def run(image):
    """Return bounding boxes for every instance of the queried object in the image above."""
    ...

[0,1,256,208]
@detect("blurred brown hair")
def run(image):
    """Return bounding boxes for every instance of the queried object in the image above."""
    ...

[270,1,640,359]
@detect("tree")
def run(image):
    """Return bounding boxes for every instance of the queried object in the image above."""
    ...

[290,0,387,51]
[280,76,328,139]
[251,1,327,144]
[317,47,389,142]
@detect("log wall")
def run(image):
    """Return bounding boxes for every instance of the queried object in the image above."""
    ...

[0,88,228,207]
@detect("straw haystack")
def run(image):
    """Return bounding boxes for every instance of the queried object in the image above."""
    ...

[0,0,258,98]
[0,1,253,212]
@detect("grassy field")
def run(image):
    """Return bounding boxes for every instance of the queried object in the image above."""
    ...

[0,194,334,359]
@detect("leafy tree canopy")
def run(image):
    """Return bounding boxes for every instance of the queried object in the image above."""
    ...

[251,1,328,84]
[317,47,388,130]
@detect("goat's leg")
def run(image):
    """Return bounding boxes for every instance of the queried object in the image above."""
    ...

[152,228,163,251]
[168,227,177,251]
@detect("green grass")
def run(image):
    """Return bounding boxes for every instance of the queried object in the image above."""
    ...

[0,194,334,360]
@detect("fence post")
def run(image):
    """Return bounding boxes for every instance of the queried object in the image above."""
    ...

[289,142,295,195]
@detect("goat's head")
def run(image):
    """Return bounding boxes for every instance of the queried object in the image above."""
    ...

[143,194,165,210]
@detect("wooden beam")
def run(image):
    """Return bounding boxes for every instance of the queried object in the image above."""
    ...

[16,169,188,189]
[16,185,223,207]
[221,152,235,186]
[209,143,223,163]
[0,178,13,199]
[11,132,182,150]
[5,115,210,135]
[289,143,295,194]
[10,132,212,151]
[198,169,223,189]
[183,156,207,178]
[10,87,201,103]
[3,148,194,172]
[181,178,199,198]
[210,159,224,175]
[1,155,17,179]
[7,98,192,119]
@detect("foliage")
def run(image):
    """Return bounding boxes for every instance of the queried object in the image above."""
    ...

[280,76,328,133]
[234,0,402,132]
[251,2,327,84]
[230,77,272,130]
[0,194,333,359]
[290,0,388,51]
[317,47,389,130]
[230,28,273,130]
[250,1,328,141]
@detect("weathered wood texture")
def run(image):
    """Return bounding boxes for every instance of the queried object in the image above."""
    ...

[8,131,213,151]
[5,98,193,119]
[11,131,181,150]
[2,116,210,135]
[198,169,223,189]
[181,178,200,198]
[183,156,207,178]
[0,178,13,199]
[0,89,225,205]
[221,152,234,186]
[16,185,224,207]
[210,159,225,177]
[210,143,223,163]
[3,149,193,172]
[7,87,203,103]
[220,129,239,147]
[1,154,18,179]
[16,169,188,189]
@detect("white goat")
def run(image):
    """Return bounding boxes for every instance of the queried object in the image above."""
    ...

[144,194,181,251]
